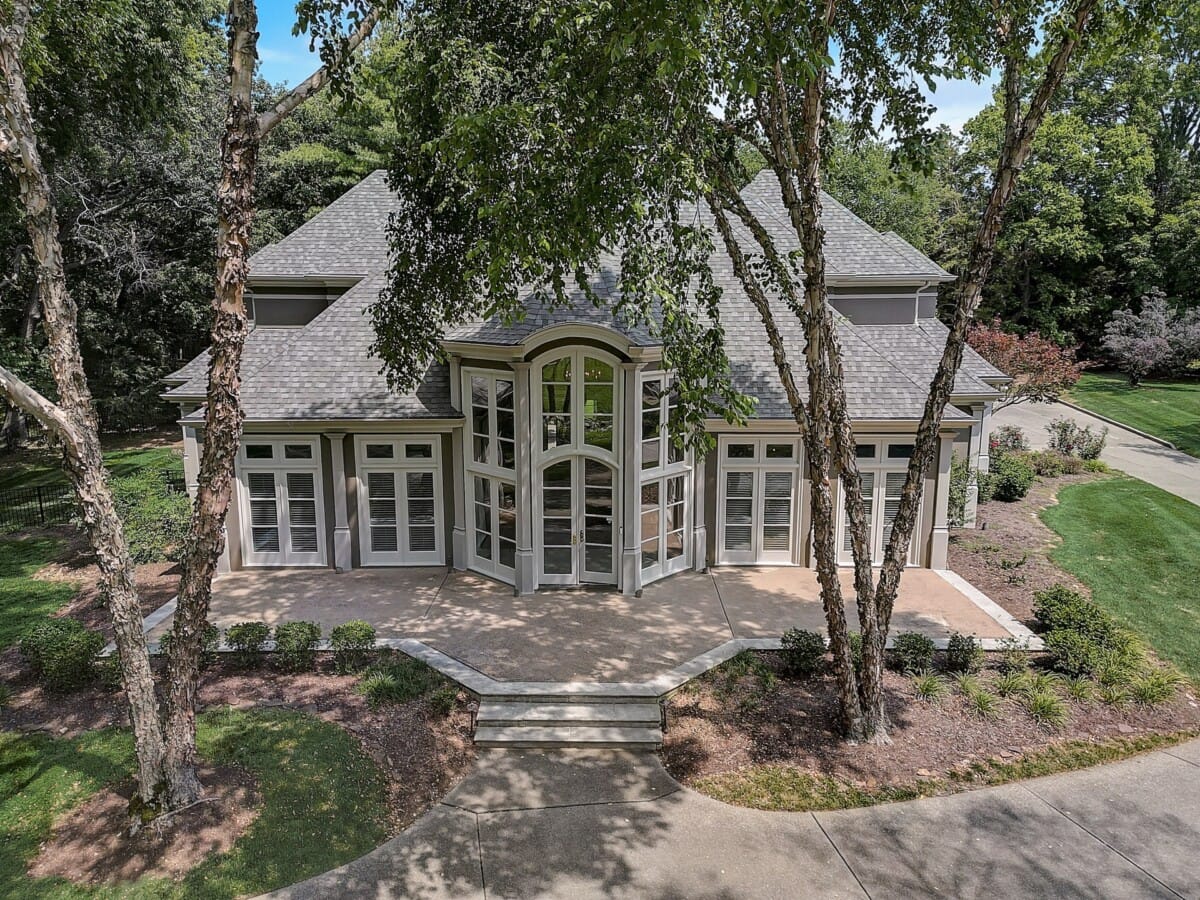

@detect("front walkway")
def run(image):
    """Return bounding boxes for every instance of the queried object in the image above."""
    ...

[266,740,1200,899]
[151,566,1032,683]
[995,400,1200,507]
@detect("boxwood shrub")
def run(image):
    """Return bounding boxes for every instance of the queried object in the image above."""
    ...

[274,621,322,672]
[889,631,935,674]
[330,620,376,674]
[781,628,826,676]
[945,632,984,674]
[19,618,105,692]
[225,620,271,667]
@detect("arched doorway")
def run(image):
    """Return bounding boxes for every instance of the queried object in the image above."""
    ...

[533,348,620,586]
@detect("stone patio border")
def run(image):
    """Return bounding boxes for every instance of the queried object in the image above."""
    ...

[105,567,1042,696]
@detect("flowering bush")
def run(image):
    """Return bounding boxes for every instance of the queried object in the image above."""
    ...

[968,319,1084,407]
[1046,417,1107,460]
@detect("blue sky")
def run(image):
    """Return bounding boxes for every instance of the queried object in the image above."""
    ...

[254,1,997,131]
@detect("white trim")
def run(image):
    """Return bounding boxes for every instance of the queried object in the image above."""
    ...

[354,435,445,566]
[462,368,519,583]
[715,436,805,566]
[235,435,328,567]
[530,347,623,587]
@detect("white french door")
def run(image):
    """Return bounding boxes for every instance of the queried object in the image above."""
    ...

[355,437,444,566]
[538,456,617,585]
[836,440,921,565]
[238,437,326,566]
[716,437,802,565]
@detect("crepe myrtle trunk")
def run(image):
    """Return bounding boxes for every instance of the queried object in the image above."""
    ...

[705,185,864,738]
[160,0,383,808]
[0,3,168,809]
[160,0,260,809]
[871,0,1101,642]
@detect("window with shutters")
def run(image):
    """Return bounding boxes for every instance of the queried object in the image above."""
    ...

[716,436,802,564]
[355,436,444,566]
[836,439,921,566]
[237,436,326,566]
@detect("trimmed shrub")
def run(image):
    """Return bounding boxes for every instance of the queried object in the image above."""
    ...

[1083,458,1110,473]
[781,628,826,676]
[225,620,271,667]
[944,632,983,674]
[1043,629,1103,677]
[890,631,935,675]
[1037,585,1144,679]
[19,618,105,692]
[1025,450,1084,478]
[110,467,191,563]
[989,454,1035,501]
[1046,417,1108,460]
[990,424,1029,455]
[331,620,377,674]
[274,621,322,672]
[158,623,221,669]
[948,453,972,525]
[1033,585,1092,632]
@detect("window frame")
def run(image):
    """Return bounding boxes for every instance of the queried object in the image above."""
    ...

[235,435,327,567]
[835,437,923,566]
[714,435,804,566]
[354,435,445,567]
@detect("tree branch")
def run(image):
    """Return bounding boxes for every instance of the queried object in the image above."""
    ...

[256,5,383,137]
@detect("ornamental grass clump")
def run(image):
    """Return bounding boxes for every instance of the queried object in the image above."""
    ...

[1024,691,1069,729]
[911,671,949,702]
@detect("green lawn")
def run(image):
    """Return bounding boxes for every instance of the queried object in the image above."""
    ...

[0,536,77,649]
[0,445,182,492]
[1042,476,1200,680]
[1067,371,1200,457]
[0,707,390,899]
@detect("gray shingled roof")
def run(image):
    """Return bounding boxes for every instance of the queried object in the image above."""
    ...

[914,318,1011,384]
[234,274,454,421]
[248,170,397,278]
[204,168,995,423]
[162,328,305,398]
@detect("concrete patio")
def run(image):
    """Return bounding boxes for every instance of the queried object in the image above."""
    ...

[149,565,1033,683]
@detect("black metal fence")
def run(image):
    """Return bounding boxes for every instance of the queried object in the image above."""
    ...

[0,484,77,528]
[0,472,187,530]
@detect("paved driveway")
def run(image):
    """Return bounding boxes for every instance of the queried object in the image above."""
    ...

[994,401,1200,507]
[266,740,1200,899]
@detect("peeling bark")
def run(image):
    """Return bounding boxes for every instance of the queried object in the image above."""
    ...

[0,2,167,806]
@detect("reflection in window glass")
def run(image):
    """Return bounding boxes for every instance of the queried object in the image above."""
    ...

[855,443,877,459]
[366,443,394,459]
[887,443,915,459]
[404,443,432,459]
[765,443,794,459]
[727,443,754,459]
[245,444,273,459]
[284,444,313,460]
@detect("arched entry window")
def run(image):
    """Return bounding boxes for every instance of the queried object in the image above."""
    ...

[533,348,620,586]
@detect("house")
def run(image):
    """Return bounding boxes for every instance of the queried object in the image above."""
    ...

[162,170,1006,597]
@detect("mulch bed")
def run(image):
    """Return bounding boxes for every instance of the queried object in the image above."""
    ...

[28,763,259,886]
[948,473,1098,626]
[1,656,476,837]
[662,655,1200,790]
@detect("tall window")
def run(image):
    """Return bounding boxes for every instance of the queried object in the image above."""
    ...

[639,372,691,582]
[716,436,801,565]
[837,439,921,565]
[466,370,518,581]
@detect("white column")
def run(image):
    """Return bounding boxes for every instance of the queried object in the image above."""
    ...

[978,401,994,472]
[964,404,983,528]
[181,423,200,499]
[450,426,467,571]
[692,453,707,572]
[324,432,352,571]
[620,362,646,595]
[930,432,955,568]
[513,362,537,594]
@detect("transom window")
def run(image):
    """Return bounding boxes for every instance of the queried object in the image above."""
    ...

[536,351,617,455]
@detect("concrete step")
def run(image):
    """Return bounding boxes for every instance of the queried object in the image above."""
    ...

[473,725,663,750]
[477,702,661,728]
[481,691,660,705]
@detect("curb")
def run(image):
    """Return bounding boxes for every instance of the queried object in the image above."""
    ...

[1056,400,1178,450]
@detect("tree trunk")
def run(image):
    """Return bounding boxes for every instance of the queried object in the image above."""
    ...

[161,0,260,808]
[0,3,167,808]
[871,0,1100,638]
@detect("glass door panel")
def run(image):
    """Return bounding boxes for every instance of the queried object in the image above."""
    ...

[760,470,793,561]
[582,459,615,582]
[247,472,280,553]
[541,459,575,579]
[285,472,319,555]
[367,472,399,553]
